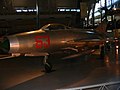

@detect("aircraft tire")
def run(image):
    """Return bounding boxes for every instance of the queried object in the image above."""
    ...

[44,62,52,73]
[100,46,105,59]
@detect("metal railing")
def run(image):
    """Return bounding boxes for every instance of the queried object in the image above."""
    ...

[57,81,120,90]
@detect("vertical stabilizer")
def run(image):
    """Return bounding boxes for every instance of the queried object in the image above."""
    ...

[96,20,107,33]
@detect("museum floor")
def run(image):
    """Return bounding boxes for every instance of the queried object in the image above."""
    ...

[0,42,120,90]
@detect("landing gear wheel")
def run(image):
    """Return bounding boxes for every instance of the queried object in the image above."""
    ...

[44,62,52,73]
[100,46,105,59]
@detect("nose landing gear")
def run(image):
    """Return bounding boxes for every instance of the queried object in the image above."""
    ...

[43,56,52,73]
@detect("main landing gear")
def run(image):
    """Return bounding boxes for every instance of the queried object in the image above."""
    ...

[43,56,52,73]
[100,46,105,59]
[100,42,111,59]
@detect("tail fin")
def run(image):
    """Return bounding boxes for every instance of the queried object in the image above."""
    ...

[96,20,108,33]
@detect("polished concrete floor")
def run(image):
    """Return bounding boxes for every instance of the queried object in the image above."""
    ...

[0,43,120,90]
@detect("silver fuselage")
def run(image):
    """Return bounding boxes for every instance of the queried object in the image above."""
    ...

[5,29,105,56]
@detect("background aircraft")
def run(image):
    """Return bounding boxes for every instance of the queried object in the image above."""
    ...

[0,22,108,73]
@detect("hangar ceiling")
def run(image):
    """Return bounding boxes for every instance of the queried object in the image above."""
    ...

[12,0,36,7]
[12,0,91,7]
[0,0,98,13]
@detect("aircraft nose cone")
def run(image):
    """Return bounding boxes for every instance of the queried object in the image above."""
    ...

[0,38,10,53]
